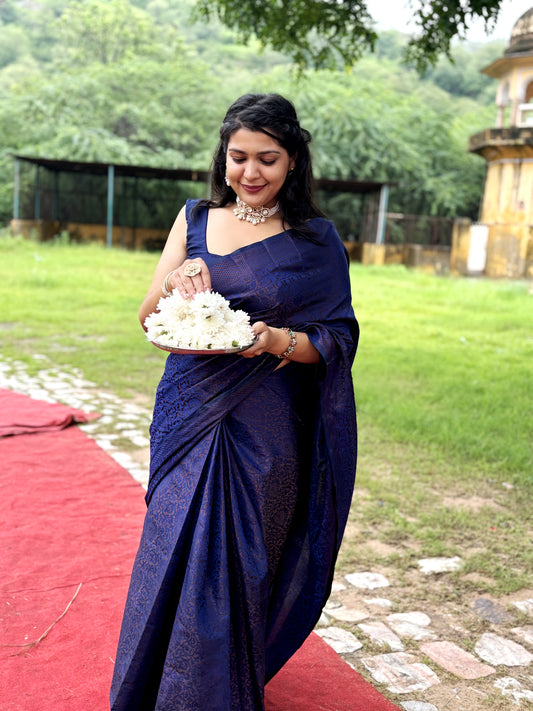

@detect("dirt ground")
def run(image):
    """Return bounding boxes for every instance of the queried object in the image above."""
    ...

[332,491,533,709]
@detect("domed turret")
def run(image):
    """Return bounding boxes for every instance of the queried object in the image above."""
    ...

[466,7,533,278]
[479,6,533,127]
[505,7,533,55]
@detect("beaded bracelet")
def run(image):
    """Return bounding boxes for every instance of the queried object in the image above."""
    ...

[161,271,175,297]
[276,327,297,360]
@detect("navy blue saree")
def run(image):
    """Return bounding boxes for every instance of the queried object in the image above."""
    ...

[110,201,359,710]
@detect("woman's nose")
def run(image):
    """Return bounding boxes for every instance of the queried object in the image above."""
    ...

[243,161,260,180]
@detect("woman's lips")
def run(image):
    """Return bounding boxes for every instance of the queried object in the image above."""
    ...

[242,184,265,194]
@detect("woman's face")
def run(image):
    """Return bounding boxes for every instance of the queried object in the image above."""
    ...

[226,128,295,208]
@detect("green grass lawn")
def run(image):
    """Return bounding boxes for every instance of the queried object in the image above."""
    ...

[0,234,167,399]
[1,234,532,596]
[351,264,532,485]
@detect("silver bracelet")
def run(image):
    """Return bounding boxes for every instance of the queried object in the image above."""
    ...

[162,271,175,297]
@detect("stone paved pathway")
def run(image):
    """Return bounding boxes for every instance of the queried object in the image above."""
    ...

[0,354,151,489]
[2,353,532,710]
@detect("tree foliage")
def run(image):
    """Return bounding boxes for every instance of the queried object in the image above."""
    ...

[196,0,505,71]
[56,0,158,65]
[0,0,503,226]
[422,40,505,99]
[404,0,503,69]
[195,0,377,69]
[278,65,490,217]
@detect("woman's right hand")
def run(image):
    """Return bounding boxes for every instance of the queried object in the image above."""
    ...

[139,207,212,329]
[164,258,211,299]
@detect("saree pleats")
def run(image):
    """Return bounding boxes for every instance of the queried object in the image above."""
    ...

[112,365,313,710]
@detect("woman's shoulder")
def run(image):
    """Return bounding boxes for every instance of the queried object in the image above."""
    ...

[307,215,335,230]
[298,217,350,265]
[185,198,210,224]
[185,198,202,215]
[305,216,343,243]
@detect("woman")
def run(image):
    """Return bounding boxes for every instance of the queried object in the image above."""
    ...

[111,93,358,711]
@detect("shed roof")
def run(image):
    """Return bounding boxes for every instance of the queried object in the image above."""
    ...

[13,155,390,194]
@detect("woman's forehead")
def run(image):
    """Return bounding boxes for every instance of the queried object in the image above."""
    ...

[227,127,285,152]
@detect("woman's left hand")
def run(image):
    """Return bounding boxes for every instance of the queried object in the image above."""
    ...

[240,321,320,364]
[240,322,288,359]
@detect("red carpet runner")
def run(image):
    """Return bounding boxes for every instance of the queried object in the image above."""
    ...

[0,389,399,711]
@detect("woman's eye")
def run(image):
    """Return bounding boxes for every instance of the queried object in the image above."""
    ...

[229,156,276,166]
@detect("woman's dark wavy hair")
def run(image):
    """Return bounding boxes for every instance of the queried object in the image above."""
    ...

[194,93,326,240]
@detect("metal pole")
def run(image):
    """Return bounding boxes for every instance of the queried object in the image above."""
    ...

[132,176,138,248]
[13,158,20,220]
[107,164,115,248]
[34,165,41,220]
[120,176,125,249]
[53,171,59,221]
[375,184,389,244]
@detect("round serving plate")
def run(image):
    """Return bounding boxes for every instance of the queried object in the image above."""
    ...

[150,339,256,355]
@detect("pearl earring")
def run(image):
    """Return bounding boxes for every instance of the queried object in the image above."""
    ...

[224,176,230,186]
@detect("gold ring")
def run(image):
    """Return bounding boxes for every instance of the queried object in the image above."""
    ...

[184,263,201,277]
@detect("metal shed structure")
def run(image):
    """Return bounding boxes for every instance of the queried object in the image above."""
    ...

[11,155,391,250]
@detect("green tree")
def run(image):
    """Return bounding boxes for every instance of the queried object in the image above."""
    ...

[0,0,19,24]
[374,31,409,63]
[0,23,31,68]
[196,0,376,70]
[195,0,506,70]
[423,41,505,101]
[55,0,160,65]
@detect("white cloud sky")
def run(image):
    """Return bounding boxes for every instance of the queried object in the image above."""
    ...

[370,0,532,42]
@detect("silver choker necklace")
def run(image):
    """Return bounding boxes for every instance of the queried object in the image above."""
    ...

[233,197,280,225]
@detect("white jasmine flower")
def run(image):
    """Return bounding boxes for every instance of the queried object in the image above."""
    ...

[144,290,255,351]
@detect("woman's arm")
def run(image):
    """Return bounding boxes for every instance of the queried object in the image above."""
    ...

[138,207,211,330]
[242,322,320,364]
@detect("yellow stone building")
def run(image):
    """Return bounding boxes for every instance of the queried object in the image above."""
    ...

[468,7,533,278]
